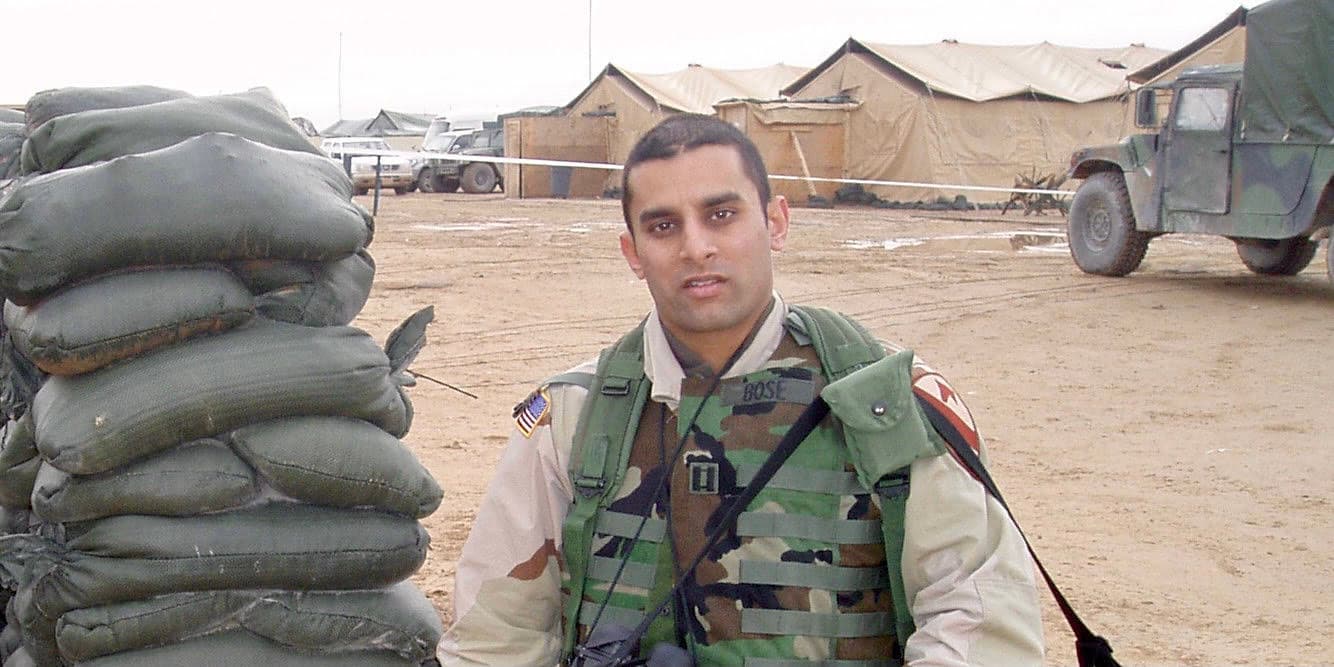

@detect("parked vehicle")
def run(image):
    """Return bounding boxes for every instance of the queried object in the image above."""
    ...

[415,127,504,194]
[1064,0,1331,283]
[320,137,413,196]
[414,130,470,193]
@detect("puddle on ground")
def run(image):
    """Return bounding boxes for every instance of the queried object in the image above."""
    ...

[843,231,1066,253]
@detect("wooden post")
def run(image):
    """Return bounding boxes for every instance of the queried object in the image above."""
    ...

[788,131,820,199]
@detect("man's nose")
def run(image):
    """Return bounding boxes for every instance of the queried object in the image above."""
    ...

[679,218,717,261]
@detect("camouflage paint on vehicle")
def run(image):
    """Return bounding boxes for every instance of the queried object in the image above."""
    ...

[564,335,903,665]
[1069,67,1333,240]
[1068,0,1332,257]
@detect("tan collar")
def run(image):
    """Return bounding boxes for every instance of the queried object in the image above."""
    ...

[642,293,788,412]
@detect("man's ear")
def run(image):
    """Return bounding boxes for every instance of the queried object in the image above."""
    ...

[619,231,645,279]
[767,195,790,251]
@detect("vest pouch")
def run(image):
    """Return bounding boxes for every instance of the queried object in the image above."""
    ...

[820,349,942,489]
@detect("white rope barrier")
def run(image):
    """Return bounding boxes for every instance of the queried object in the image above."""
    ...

[341,149,1077,196]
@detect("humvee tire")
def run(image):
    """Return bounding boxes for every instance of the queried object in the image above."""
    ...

[1067,172,1150,276]
[461,163,496,194]
[1235,237,1318,276]
[1326,239,1332,283]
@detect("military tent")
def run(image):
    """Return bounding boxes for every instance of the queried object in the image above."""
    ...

[504,63,806,199]
[780,39,1168,202]
[366,110,435,137]
[321,118,372,137]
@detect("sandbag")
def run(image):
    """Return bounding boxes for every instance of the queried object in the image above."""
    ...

[0,133,373,305]
[0,109,24,124]
[74,630,415,666]
[4,267,255,376]
[0,413,37,508]
[21,86,190,132]
[230,416,441,518]
[20,88,316,173]
[0,123,23,180]
[234,249,376,326]
[0,622,20,663]
[57,581,440,663]
[30,439,257,523]
[33,319,412,475]
[5,645,34,666]
[12,504,429,664]
[0,319,45,421]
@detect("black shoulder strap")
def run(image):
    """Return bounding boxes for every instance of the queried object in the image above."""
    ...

[916,400,1122,667]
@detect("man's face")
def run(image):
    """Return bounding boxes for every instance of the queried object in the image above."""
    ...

[620,144,789,352]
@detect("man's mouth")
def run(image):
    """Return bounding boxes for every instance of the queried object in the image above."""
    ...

[682,275,725,294]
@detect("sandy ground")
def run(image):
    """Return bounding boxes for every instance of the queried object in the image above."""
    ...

[351,190,1333,667]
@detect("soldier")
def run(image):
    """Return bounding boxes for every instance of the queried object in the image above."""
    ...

[440,114,1044,666]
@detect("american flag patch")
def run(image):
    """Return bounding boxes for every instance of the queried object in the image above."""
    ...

[513,387,551,438]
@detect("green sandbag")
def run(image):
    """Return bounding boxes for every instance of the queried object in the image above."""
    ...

[1,315,46,421]
[233,249,376,326]
[0,132,372,305]
[22,85,190,132]
[5,645,34,666]
[4,267,255,376]
[73,630,415,666]
[57,581,441,663]
[33,319,412,475]
[0,123,22,179]
[0,109,23,123]
[30,439,257,523]
[13,504,429,664]
[230,416,441,518]
[20,88,316,173]
[0,413,37,508]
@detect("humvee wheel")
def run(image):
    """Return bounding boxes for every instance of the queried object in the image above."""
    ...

[1326,238,1332,283]
[1235,237,1317,276]
[1067,172,1150,276]
[461,163,497,194]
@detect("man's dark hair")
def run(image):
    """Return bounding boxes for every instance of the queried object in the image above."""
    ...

[621,113,771,229]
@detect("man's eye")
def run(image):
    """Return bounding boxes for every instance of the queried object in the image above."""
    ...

[710,209,735,221]
[650,220,676,233]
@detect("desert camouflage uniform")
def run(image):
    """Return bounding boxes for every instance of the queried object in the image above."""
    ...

[441,296,1043,666]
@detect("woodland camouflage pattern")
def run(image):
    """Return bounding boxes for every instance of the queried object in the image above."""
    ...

[568,335,900,664]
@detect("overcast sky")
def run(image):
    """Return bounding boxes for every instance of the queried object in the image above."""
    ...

[2,0,1252,130]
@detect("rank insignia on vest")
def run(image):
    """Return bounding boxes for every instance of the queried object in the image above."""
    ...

[512,387,551,439]
[688,460,721,495]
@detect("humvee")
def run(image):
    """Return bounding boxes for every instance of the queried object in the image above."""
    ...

[1065,0,1332,283]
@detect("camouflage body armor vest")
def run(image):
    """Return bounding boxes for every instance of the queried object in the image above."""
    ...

[559,306,945,666]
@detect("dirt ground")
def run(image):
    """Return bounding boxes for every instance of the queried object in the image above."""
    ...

[352,190,1333,667]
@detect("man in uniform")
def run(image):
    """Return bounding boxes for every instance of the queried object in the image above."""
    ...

[440,114,1044,666]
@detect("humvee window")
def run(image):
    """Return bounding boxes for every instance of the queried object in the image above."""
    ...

[1175,88,1231,131]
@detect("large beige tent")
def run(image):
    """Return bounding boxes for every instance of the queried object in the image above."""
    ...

[504,63,806,198]
[780,39,1168,202]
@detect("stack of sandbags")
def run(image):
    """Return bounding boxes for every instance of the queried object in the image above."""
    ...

[0,121,22,182]
[0,87,443,666]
